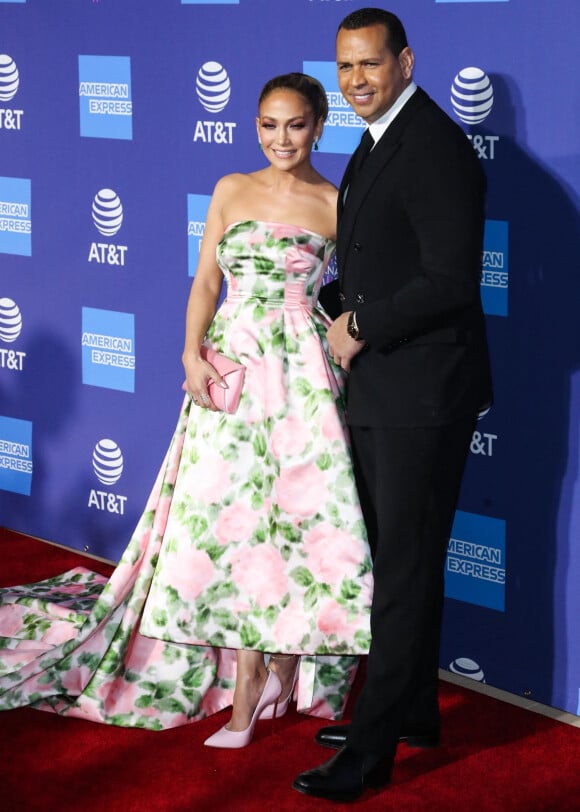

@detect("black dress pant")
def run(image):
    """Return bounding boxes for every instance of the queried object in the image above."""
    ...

[347,416,476,757]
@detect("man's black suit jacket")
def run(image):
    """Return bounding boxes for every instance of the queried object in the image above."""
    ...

[323,87,492,428]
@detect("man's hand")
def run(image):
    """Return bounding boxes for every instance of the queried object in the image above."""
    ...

[327,312,366,372]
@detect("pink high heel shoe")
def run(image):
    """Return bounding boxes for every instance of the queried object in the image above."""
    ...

[260,655,299,720]
[203,669,282,749]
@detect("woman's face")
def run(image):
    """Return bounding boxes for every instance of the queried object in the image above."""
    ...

[256,89,322,170]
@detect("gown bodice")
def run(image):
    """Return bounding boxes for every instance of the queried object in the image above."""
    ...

[217,220,335,310]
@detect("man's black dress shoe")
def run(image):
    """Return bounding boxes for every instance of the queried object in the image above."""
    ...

[315,722,440,750]
[292,746,392,803]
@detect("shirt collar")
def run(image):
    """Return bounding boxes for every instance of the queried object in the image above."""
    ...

[368,81,417,146]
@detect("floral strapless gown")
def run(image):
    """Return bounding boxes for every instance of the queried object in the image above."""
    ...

[0,221,373,729]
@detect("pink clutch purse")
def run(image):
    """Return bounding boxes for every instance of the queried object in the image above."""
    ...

[182,345,246,414]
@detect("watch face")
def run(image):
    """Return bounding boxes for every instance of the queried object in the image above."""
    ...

[348,312,359,340]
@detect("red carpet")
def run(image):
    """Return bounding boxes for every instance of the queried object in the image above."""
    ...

[1,527,580,811]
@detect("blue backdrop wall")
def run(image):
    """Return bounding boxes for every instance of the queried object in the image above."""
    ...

[1,0,579,717]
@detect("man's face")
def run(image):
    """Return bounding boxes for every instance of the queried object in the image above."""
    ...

[336,24,414,124]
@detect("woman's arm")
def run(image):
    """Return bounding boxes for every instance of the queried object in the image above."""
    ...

[181,179,230,406]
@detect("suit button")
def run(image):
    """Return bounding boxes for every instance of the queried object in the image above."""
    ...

[356,293,365,304]
[338,292,346,302]
[354,242,361,252]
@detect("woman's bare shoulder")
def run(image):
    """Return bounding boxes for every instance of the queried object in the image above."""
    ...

[212,172,250,195]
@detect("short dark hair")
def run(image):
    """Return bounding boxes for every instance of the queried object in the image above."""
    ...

[337,8,408,57]
[258,73,328,122]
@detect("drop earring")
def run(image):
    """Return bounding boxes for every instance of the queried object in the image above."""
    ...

[313,139,319,152]
[258,140,263,151]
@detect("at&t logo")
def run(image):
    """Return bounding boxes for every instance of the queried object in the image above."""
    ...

[470,406,497,457]
[0,54,23,131]
[449,657,485,682]
[197,62,230,112]
[88,438,127,514]
[88,189,128,266]
[451,67,498,161]
[0,297,26,371]
[467,132,499,161]
[193,61,236,145]
[470,430,497,457]
[451,67,493,124]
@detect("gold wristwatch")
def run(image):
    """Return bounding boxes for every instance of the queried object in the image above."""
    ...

[347,310,361,341]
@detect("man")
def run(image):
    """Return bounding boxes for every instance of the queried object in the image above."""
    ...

[293,8,492,803]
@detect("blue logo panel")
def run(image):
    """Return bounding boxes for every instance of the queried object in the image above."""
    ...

[303,61,364,155]
[323,254,338,287]
[79,55,133,140]
[0,177,31,256]
[0,416,33,495]
[481,219,508,317]
[182,0,239,3]
[445,510,506,611]
[187,194,211,278]
[82,307,135,392]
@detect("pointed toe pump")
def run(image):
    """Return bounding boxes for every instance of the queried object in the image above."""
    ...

[260,655,299,720]
[204,669,282,749]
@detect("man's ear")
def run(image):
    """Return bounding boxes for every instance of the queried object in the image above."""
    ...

[399,47,415,80]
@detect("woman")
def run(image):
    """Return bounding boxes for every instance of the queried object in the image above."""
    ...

[0,74,372,746]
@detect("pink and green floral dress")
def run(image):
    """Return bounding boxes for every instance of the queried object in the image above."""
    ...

[0,221,373,729]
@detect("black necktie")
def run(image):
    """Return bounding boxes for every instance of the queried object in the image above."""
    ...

[354,128,374,173]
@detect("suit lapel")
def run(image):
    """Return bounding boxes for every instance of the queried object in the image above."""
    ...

[337,88,431,281]
[338,143,365,219]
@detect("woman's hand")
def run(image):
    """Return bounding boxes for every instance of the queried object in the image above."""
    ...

[182,354,225,411]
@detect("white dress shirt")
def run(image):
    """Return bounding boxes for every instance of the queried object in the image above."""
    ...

[367,81,417,147]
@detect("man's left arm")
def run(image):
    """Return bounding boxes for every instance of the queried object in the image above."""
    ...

[355,130,485,350]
